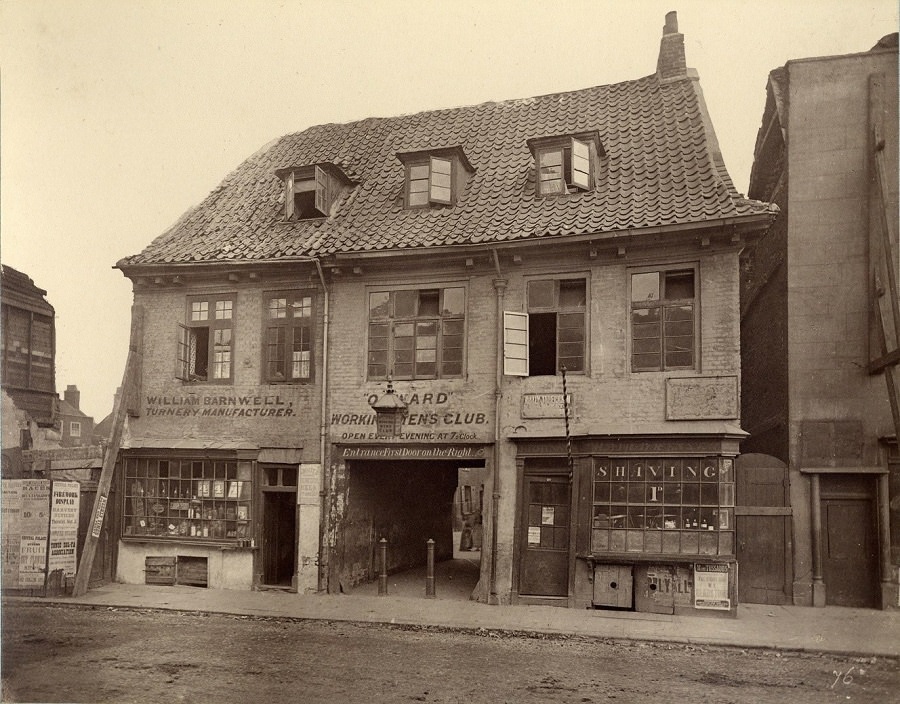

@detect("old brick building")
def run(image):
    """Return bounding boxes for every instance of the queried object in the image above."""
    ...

[741,34,899,609]
[116,12,775,612]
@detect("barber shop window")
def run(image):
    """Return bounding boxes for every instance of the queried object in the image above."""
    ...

[591,457,735,557]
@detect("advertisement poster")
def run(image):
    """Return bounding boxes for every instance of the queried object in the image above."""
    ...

[47,481,80,579]
[19,480,52,588]
[693,563,731,610]
[1,480,23,589]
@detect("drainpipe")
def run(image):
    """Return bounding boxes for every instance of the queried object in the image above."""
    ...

[313,258,331,593]
[490,249,507,605]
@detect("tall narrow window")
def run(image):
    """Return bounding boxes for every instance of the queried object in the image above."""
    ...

[265,292,314,382]
[367,286,465,380]
[526,278,586,376]
[177,295,234,383]
[631,268,696,371]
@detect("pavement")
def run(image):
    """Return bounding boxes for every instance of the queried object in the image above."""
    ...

[5,556,899,659]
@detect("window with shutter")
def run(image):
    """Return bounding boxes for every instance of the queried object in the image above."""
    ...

[524,278,587,375]
[281,165,347,220]
[529,132,600,197]
[503,312,529,377]
[176,295,235,383]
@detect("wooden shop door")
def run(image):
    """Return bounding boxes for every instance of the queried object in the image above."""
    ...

[821,475,878,608]
[262,489,297,587]
[519,474,571,597]
[735,454,791,604]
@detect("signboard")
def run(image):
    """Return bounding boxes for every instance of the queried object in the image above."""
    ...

[666,376,738,420]
[91,494,108,539]
[341,445,486,461]
[693,563,731,610]
[47,481,80,579]
[521,393,572,419]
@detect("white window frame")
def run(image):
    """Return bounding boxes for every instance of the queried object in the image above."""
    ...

[69,421,82,438]
[536,136,593,196]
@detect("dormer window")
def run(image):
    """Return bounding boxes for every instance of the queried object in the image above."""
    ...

[276,163,353,221]
[528,131,604,197]
[397,146,474,209]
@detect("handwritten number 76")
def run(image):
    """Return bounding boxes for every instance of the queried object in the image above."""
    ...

[831,667,854,688]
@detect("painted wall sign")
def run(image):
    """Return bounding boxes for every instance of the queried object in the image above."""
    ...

[666,376,738,420]
[47,481,80,579]
[341,445,486,460]
[521,393,573,419]
[693,563,731,610]
[333,390,490,441]
[144,394,295,418]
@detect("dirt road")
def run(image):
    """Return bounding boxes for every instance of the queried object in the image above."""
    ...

[2,603,898,703]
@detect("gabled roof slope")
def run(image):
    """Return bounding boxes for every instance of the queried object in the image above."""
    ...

[120,69,773,270]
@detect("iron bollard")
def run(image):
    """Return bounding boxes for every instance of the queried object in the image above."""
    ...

[425,538,435,598]
[378,538,388,596]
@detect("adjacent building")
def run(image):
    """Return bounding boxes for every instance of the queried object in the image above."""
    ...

[115,12,776,613]
[741,34,899,609]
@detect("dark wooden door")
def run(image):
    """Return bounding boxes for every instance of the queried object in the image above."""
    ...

[519,475,570,597]
[735,454,791,604]
[821,475,878,608]
[262,491,296,586]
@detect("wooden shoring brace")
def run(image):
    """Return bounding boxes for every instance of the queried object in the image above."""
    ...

[869,73,900,440]
[72,305,143,597]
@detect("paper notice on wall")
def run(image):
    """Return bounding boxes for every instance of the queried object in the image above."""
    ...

[527,526,541,545]
[48,481,80,579]
[541,506,555,525]
[693,563,731,610]
[1,480,23,589]
[19,480,51,588]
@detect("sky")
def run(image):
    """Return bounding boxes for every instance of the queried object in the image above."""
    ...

[1,0,897,421]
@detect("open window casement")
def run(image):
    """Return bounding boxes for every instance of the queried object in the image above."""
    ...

[429,156,453,205]
[503,311,529,376]
[175,323,193,381]
[284,165,339,220]
[569,137,591,190]
[314,165,333,215]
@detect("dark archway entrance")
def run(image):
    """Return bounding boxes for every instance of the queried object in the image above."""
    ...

[336,458,484,593]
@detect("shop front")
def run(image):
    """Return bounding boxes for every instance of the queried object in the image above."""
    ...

[117,443,315,591]
[512,434,741,617]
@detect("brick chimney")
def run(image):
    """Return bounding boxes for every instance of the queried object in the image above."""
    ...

[64,384,80,411]
[656,11,687,80]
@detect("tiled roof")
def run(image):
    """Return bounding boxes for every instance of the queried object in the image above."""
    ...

[119,72,775,268]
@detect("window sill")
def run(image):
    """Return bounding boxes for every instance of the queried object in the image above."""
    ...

[121,536,253,550]
[578,553,735,564]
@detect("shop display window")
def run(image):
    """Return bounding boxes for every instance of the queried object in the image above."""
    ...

[591,457,734,557]
[123,457,252,543]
